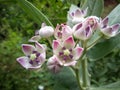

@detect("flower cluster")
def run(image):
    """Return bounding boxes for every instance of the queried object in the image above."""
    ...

[17,6,120,73]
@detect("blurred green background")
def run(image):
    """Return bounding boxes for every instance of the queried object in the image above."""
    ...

[0,0,120,90]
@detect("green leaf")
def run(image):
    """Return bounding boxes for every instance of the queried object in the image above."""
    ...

[87,4,120,60]
[17,0,53,27]
[108,4,120,25]
[52,67,78,90]
[82,0,104,17]
[87,34,120,60]
[90,87,120,90]
[90,81,120,90]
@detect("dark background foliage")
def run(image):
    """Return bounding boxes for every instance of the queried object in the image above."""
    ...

[0,0,119,90]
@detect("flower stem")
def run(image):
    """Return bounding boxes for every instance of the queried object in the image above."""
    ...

[81,41,90,90]
[75,68,83,90]
[81,57,89,90]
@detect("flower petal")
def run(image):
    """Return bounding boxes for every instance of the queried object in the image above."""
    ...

[29,35,41,42]
[36,53,46,64]
[102,17,108,28]
[64,61,77,66]
[35,42,45,53]
[101,27,113,37]
[73,47,84,60]
[62,25,73,40]
[74,9,82,18]
[47,55,61,73]
[112,24,120,31]
[22,44,35,55]
[63,36,75,49]
[17,56,32,69]
[52,40,62,55]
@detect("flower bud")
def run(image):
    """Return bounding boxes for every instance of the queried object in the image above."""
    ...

[100,17,120,38]
[39,24,54,38]
[73,23,92,40]
[84,16,100,30]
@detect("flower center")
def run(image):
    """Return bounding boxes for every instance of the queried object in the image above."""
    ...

[63,49,70,56]
[30,54,36,60]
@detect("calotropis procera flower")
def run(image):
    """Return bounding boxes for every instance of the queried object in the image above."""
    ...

[52,36,84,66]
[100,17,120,37]
[39,23,54,38]
[47,55,62,73]
[73,23,92,41]
[84,16,100,30]
[17,42,46,69]
[67,5,87,24]
[54,24,73,40]
[29,23,54,42]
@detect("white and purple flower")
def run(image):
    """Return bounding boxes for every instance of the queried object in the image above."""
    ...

[100,17,120,37]
[52,36,84,66]
[67,5,87,24]
[17,42,46,69]
[54,24,73,41]
[84,16,100,30]
[73,23,92,40]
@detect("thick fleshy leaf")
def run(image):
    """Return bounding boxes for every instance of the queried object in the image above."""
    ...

[17,0,53,27]
[108,4,120,25]
[82,0,104,17]
[17,56,31,69]
[22,44,35,55]
[63,36,75,49]
[87,34,120,60]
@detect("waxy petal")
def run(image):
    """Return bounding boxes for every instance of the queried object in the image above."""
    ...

[35,42,45,53]
[29,35,41,42]
[74,9,82,18]
[17,56,32,69]
[52,40,61,54]
[64,61,77,66]
[47,55,61,73]
[22,44,35,55]
[63,36,75,49]
[74,23,82,31]
[37,53,46,64]
[73,47,84,60]
[102,17,108,28]
[112,24,120,31]
[101,27,113,37]
[62,25,73,40]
